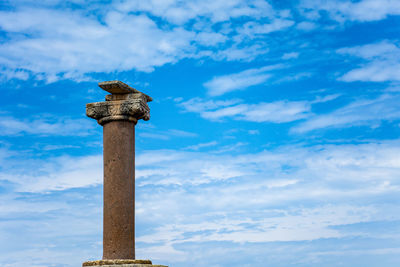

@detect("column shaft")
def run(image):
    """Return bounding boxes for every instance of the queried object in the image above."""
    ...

[103,120,135,259]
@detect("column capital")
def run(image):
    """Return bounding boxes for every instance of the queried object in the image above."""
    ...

[86,81,152,125]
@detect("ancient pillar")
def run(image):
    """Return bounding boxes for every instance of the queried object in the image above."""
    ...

[83,81,167,267]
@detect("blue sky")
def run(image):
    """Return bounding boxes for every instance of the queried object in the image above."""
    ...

[1,0,400,266]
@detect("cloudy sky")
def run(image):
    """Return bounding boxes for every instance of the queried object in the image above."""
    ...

[1,0,400,266]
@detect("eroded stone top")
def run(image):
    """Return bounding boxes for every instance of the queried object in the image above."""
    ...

[86,81,152,125]
[99,81,152,102]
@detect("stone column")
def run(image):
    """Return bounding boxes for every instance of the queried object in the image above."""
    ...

[84,81,167,267]
[102,120,135,259]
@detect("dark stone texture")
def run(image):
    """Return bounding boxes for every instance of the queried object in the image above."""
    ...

[83,259,152,266]
[103,120,135,259]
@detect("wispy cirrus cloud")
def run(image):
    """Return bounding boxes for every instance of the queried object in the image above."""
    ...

[2,139,400,265]
[139,129,198,140]
[0,153,102,192]
[296,21,317,31]
[6,135,399,194]
[282,52,299,60]
[178,97,311,123]
[178,93,340,127]
[178,98,242,113]
[300,0,400,23]
[185,141,218,151]
[293,93,400,133]
[134,139,400,265]
[115,0,276,25]
[201,101,311,122]
[0,115,93,136]
[236,18,295,38]
[204,64,284,96]
[337,40,400,82]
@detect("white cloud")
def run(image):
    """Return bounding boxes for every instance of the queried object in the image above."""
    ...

[282,52,299,60]
[300,0,400,23]
[209,43,269,62]
[2,139,400,265]
[139,128,198,140]
[311,94,341,104]
[0,154,102,192]
[138,132,170,140]
[167,129,198,138]
[248,129,260,135]
[296,21,317,31]
[132,139,400,261]
[340,62,400,82]
[337,40,400,59]
[1,69,30,81]
[116,0,276,25]
[203,64,284,96]
[132,141,400,207]
[293,93,400,133]
[203,101,310,122]
[179,98,242,113]
[42,144,80,151]
[0,1,294,82]
[0,115,93,136]
[137,205,376,245]
[0,9,196,81]
[337,40,400,82]
[195,31,227,46]
[237,18,295,37]
[179,97,311,123]
[185,141,218,150]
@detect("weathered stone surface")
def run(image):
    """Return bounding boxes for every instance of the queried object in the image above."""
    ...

[99,80,138,94]
[86,97,150,125]
[103,121,135,259]
[86,81,152,125]
[82,259,167,267]
[98,80,152,102]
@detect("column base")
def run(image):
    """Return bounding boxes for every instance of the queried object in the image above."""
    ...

[82,259,167,267]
